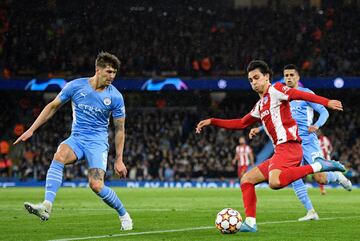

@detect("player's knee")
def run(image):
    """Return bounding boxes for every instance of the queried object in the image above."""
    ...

[268,180,282,190]
[240,173,255,184]
[240,174,248,184]
[314,173,327,184]
[89,181,104,193]
[53,152,67,164]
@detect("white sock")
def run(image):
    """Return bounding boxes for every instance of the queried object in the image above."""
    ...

[43,200,53,212]
[120,212,131,219]
[310,162,322,173]
[245,217,256,227]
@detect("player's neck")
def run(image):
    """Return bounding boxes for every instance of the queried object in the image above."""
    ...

[89,76,106,91]
[258,82,270,97]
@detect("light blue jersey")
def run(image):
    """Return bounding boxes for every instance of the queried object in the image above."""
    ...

[58,78,125,141]
[58,78,125,170]
[289,87,329,164]
[290,87,328,139]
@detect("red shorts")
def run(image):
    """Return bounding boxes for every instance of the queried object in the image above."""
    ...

[257,141,303,180]
[237,166,248,177]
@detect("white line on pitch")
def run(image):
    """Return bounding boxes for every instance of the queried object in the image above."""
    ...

[48,215,360,241]
[0,207,342,215]
[0,207,344,214]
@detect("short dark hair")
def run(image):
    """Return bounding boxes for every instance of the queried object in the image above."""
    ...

[283,64,300,74]
[95,51,121,70]
[247,60,273,81]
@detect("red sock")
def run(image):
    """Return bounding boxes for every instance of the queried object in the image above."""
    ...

[279,165,314,187]
[319,184,326,194]
[240,182,256,218]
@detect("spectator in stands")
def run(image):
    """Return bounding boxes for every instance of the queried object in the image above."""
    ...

[2,1,359,78]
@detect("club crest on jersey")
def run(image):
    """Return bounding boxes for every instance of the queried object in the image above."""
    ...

[103,97,111,105]
[282,86,290,93]
[262,96,268,104]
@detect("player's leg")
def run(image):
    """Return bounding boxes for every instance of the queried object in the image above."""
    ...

[313,172,327,184]
[292,178,319,221]
[88,168,133,230]
[239,162,268,232]
[314,171,352,191]
[293,143,319,221]
[307,139,352,191]
[24,139,79,221]
[319,184,326,195]
[268,142,345,189]
[267,142,312,189]
[238,166,247,179]
[237,166,242,179]
[86,143,133,230]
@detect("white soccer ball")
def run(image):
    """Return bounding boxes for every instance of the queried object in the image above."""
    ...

[215,208,242,234]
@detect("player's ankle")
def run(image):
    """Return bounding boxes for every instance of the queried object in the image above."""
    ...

[310,162,322,172]
[43,200,53,212]
[245,217,256,227]
[120,212,131,219]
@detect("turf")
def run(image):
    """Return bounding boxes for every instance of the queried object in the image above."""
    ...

[0,187,359,241]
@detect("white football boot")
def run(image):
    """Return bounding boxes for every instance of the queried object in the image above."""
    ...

[119,212,133,230]
[336,171,352,191]
[298,209,319,222]
[24,201,51,221]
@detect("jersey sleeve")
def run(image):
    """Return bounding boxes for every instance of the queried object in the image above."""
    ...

[308,101,329,127]
[57,80,74,103]
[272,82,291,101]
[112,93,126,119]
[250,101,261,119]
[301,88,329,128]
[286,86,329,106]
[210,113,259,130]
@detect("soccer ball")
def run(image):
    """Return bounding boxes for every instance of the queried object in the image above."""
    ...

[215,208,242,234]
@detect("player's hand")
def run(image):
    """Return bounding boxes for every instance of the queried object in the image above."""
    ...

[327,100,343,111]
[13,129,34,145]
[308,125,318,133]
[114,159,127,178]
[195,119,211,133]
[249,127,260,139]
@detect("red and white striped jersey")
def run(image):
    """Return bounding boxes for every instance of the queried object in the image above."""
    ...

[318,135,332,160]
[250,82,301,146]
[235,145,252,166]
[210,82,329,147]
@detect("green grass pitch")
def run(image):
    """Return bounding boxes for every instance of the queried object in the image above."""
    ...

[0,187,359,241]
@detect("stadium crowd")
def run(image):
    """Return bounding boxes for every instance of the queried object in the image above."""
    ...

[0,0,359,79]
[1,90,359,184]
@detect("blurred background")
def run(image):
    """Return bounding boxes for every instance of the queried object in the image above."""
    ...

[0,0,359,185]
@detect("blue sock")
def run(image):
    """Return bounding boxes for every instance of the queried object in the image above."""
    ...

[326,172,339,184]
[97,186,127,216]
[292,179,313,211]
[44,160,64,203]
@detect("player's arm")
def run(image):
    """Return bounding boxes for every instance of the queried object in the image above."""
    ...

[286,87,342,111]
[196,113,259,133]
[113,117,127,178]
[307,102,329,133]
[13,96,63,145]
[249,126,264,139]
